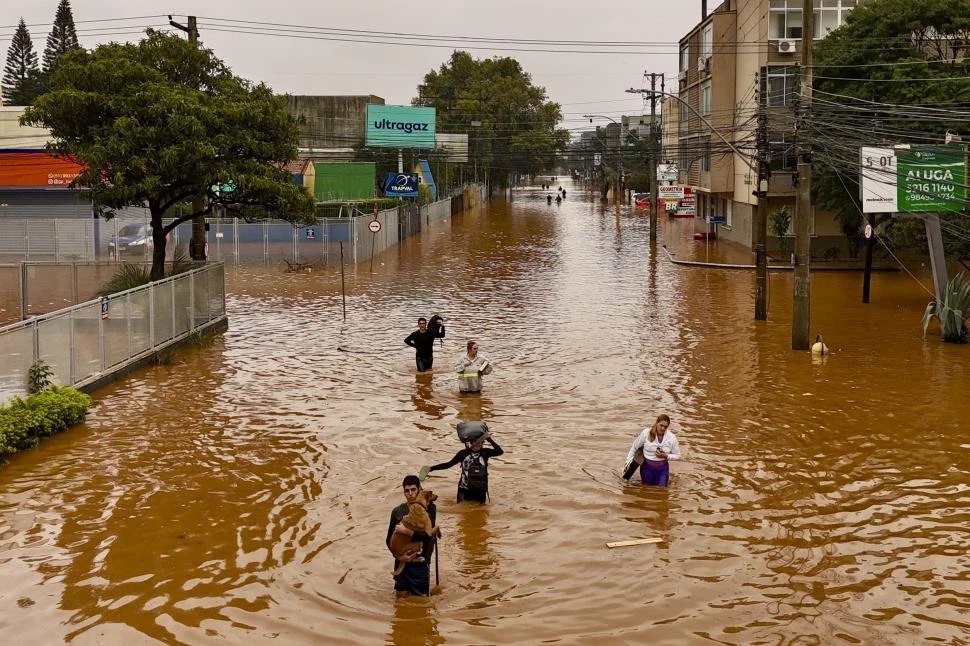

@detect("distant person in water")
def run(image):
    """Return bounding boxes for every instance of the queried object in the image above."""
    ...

[405,317,446,372]
[547,195,553,204]
[622,414,681,486]
[556,195,562,205]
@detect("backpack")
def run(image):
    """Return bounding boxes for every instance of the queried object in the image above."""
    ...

[464,454,488,494]
[428,314,444,345]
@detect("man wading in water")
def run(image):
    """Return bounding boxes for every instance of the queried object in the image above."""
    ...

[405,316,445,372]
[386,475,438,596]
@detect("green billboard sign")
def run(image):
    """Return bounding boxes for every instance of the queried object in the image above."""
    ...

[365,105,436,149]
[896,146,966,213]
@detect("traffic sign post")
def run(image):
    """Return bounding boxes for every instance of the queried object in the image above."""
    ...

[368,219,382,233]
[368,217,382,272]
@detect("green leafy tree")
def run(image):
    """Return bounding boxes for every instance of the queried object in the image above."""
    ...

[811,0,970,259]
[2,19,44,106]
[413,51,569,189]
[22,30,315,280]
[42,0,80,72]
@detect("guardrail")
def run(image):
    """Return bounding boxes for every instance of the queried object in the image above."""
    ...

[0,263,226,403]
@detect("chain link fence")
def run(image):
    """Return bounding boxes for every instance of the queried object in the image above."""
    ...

[0,263,226,404]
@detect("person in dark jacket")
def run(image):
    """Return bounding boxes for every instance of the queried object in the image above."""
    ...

[386,475,437,596]
[424,431,503,503]
[405,316,446,372]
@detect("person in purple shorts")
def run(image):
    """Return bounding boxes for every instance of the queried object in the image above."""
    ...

[622,414,681,486]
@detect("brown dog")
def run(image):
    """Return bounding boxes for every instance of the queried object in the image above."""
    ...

[389,489,441,576]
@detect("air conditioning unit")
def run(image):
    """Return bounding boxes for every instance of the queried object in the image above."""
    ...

[697,55,709,72]
[678,70,687,81]
[777,40,798,54]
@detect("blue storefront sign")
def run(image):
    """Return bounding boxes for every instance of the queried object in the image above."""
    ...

[384,173,420,197]
[366,105,436,148]
[708,214,727,224]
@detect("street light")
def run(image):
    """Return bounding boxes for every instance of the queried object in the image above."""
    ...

[583,114,624,205]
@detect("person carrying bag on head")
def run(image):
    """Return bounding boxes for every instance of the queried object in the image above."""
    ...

[422,421,503,503]
[455,340,492,394]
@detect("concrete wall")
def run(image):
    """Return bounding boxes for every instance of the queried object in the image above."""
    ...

[0,107,50,149]
[284,95,384,150]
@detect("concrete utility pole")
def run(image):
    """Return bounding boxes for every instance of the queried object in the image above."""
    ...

[646,72,664,243]
[754,74,770,321]
[791,3,814,350]
[170,15,207,262]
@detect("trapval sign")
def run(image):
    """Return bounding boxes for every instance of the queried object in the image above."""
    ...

[365,105,436,149]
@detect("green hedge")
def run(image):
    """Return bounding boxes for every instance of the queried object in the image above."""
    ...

[0,387,94,458]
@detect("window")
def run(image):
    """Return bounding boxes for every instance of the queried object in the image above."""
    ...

[679,91,689,134]
[678,142,689,174]
[769,132,796,171]
[679,43,689,72]
[770,0,868,40]
[769,0,804,39]
[766,66,797,107]
[701,82,712,117]
[701,24,713,60]
[701,140,712,172]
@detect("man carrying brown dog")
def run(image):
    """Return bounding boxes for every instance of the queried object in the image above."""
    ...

[385,474,438,596]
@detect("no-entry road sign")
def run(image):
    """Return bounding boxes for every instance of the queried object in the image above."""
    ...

[368,219,382,234]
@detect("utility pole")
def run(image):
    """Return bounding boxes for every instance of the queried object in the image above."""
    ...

[754,73,771,320]
[640,72,665,242]
[170,15,207,262]
[791,3,814,350]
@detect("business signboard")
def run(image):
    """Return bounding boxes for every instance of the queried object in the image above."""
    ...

[366,105,436,149]
[861,145,967,213]
[384,173,420,197]
[657,164,679,182]
[0,151,84,188]
[434,133,469,162]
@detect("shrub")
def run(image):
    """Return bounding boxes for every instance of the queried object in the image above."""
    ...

[923,272,970,343]
[770,206,792,260]
[0,387,93,459]
[27,359,54,395]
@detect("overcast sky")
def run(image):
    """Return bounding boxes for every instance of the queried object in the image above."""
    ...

[3,0,705,137]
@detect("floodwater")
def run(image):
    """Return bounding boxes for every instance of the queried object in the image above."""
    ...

[1,181,968,645]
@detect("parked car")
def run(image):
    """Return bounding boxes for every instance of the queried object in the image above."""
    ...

[108,223,154,257]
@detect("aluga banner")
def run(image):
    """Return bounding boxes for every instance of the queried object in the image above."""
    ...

[366,105,436,149]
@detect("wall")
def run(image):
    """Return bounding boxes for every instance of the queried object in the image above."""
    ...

[0,107,50,149]
[284,95,384,151]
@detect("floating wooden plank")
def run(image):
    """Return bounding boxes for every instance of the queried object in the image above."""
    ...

[606,537,664,548]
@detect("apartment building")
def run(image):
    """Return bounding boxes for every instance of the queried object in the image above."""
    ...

[673,0,871,251]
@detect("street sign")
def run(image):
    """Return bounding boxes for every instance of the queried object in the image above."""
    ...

[659,185,684,201]
[368,219,382,233]
[657,164,679,181]
[383,172,420,197]
[708,214,727,224]
[209,180,236,196]
[860,145,967,213]
[864,223,873,239]
[100,296,109,320]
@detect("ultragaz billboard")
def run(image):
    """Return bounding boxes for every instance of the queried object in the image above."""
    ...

[365,105,436,149]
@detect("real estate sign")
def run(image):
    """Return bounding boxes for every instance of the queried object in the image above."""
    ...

[860,145,967,213]
[366,105,436,149]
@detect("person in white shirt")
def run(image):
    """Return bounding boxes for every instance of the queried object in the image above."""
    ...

[622,414,681,486]
[455,340,492,393]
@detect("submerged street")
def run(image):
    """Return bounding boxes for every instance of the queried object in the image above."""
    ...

[1,181,967,644]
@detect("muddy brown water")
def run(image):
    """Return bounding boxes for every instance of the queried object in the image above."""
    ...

[1,182,968,645]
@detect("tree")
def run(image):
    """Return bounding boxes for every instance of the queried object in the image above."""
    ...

[2,19,43,106]
[811,0,970,259]
[413,51,569,190]
[42,0,80,72]
[22,30,315,280]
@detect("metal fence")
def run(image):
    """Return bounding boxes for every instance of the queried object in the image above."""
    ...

[0,263,226,404]
[0,192,470,266]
